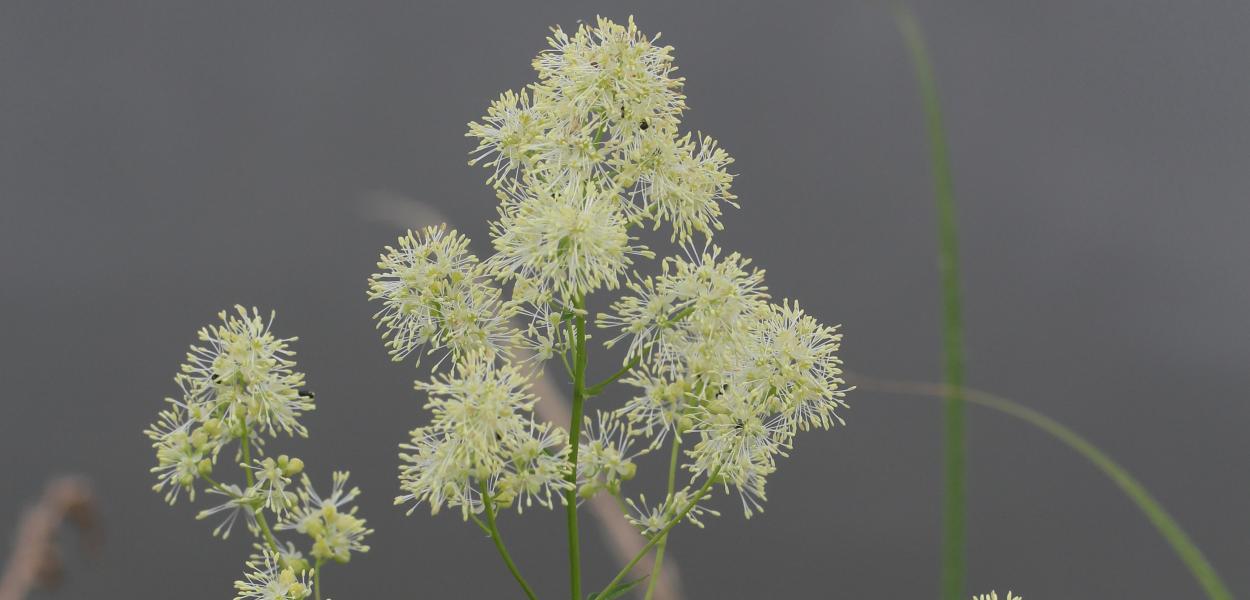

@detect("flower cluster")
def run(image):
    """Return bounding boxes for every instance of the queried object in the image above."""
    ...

[466,15,735,308]
[599,248,848,516]
[369,224,518,365]
[145,307,370,598]
[974,593,1022,600]
[234,550,311,600]
[396,353,571,518]
[370,15,850,596]
[278,472,374,564]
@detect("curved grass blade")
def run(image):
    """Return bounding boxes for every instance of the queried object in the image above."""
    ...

[855,374,1235,600]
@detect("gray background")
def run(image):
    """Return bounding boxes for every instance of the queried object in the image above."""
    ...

[2,1,1247,598]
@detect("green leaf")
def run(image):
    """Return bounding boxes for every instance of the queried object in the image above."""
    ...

[587,576,648,600]
[890,6,968,599]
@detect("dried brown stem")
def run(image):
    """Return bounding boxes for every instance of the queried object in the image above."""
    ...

[0,476,99,600]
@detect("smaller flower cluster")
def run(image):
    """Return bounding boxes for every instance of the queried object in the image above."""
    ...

[278,472,374,564]
[396,353,571,518]
[600,247,850,518]
[466,15,737,315]
[145,307,370,599]
[234,550,311,600]
[369,224,518,365]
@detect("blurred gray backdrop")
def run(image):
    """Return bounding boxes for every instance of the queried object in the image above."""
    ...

[2,1,1248,598]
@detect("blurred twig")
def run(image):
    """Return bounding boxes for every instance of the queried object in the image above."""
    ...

[360,192,686,600]
[0,477,99,600]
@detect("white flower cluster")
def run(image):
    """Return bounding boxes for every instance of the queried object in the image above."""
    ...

[974,593,1022,600]
[600,249,849,517]
[234,550,311,600]
[372,16,849,544]
[145,307,370,598]
[396,353,571,517]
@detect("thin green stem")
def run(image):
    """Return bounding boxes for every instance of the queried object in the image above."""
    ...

[313,558,324,600]
[587,305,697,398]
[468,513,492,536]
[854,373,1235,600]
[595,468,719,600]
[564,295,589,600]
[481,483,539,600]
[892,6,967,599]
[643,435,683,600]
[239,420,281,554]
[586,355,641,397]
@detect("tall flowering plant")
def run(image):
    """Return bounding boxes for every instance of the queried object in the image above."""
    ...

[145,307,372,600]
[369,16,851,599]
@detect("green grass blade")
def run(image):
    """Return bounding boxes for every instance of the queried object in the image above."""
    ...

[856,375,1235,600]
[891,5,968,599]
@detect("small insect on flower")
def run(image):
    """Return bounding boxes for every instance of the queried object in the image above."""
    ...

[233,550,311,600]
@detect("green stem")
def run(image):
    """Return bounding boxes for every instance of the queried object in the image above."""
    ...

[892,6,967,600]
[587,305,697,398]
[643,435,683,600]
[481,483,540,600]
[239,419,281,554]
[313,558,324,600]
[564,295,589,600]
[586,356,641,397]
[595,468,719,600]
[855,374,1235,600]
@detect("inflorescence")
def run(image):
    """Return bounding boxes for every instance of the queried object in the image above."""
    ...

[367,15,851,597]
[146,306,371,599]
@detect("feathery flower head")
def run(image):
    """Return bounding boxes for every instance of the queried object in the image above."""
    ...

[146,398,223,504]
[246,455,304,514]
[398,353,570,518]
[685,377,783,518]
[534,16,685,143]
[233,550,311,600]
[749,300,850,433]
[974,593,1022,600]
[369,225,517,365]
[600,245,767,376]
[197,482,259,539]
[624,489,719,535]
[616,369,692,448]
[467,89,545,187]
[278,472,372,564]
[617,131,736,241]
[180,306,311,438]
[488,183,652,299]
[576,411,641,498]
[468,16,738,245]
[494,418,572,512]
